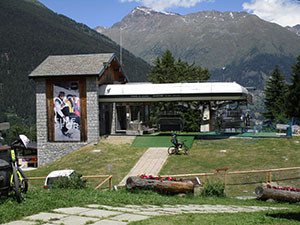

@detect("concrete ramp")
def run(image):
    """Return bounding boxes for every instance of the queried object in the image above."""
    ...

[119,147,168,186]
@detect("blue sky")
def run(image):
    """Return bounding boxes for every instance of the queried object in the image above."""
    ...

[38,0,300,28]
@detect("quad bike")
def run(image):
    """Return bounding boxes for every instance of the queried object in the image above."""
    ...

[0,135,29,203]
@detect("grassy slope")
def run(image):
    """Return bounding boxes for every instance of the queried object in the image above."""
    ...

[25,143,147,189]
[160,136,300,196]
[25,136,300,194]
[2,136,300,224]
[25,135,300,196]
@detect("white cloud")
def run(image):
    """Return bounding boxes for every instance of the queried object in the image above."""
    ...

[120,0,213,12]
[243,0,300,27]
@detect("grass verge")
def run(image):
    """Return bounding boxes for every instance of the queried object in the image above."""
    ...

[131,210,300,225]
[0,188,299,224]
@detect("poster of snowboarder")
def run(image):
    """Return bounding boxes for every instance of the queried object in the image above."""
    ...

[53,81,80,141]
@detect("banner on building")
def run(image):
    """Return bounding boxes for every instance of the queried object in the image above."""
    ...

[53,81,81,141]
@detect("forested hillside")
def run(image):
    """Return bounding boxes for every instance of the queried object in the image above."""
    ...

[0,0,150,127]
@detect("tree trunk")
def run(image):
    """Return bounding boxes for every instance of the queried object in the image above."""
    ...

[126,176,194,194]
[255,186,300,203]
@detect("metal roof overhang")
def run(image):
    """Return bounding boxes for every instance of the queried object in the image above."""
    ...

[98,82,250,103]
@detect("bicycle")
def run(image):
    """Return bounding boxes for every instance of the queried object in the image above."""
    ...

[0,135,29,203]
[168,134,189,155]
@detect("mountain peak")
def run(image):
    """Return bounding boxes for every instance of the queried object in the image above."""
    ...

[130,6,179,17]
[94,25,107,33]
[132,6,155,15]
[286,24,300,36]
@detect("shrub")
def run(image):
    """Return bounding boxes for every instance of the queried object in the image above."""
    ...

[200,180,225,197]
[51,172,87,189]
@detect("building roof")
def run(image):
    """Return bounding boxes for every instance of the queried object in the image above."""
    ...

[29,53,120,78]
[99,82,251,103]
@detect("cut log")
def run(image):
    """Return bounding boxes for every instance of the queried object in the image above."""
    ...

[255,186,300,203]
[126,176,194,194]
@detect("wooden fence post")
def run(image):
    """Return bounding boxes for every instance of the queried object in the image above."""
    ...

[109,176,113,190]
[94,176,112,190]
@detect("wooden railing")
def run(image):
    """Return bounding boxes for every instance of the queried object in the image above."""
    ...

[28,175,113,190]
[161,166,300,186]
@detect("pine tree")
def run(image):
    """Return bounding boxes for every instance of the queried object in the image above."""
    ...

[148,50,175,83]
[287,55,300,118]
[148,50,210,83]
[147,50,211,131]
[263,65,288,121]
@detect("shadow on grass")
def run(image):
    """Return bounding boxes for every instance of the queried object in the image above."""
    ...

[267,212,300,222]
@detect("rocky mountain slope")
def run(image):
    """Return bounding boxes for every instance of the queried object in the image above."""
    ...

[96,7,300,89]
[286,25,300,37]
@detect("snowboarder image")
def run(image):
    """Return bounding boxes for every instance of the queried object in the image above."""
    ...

[67,94,80,126]
[54,91,72,138]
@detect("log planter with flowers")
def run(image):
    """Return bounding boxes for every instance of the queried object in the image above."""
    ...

[126,175,194,194]
[255,184,300,203]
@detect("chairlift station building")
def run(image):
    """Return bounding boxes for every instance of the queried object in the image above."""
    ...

[29,53,251,166]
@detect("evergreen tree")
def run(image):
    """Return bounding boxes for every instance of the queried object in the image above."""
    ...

[147,50,211,131]
[148,50,210,83]
[148,50,175,83]
[287,55,300,118]
[263,65,287,121]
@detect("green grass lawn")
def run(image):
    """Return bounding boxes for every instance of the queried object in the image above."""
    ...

[24,135,300,195]
[25,142,147,189]
[2,135,300,224]
[132,210,300,225]
[1,188,300,224]
[131,134,194,148]
[160,136,300,196]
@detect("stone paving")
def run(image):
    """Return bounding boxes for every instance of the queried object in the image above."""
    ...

[3,204,287,225]
[118,147,169,186]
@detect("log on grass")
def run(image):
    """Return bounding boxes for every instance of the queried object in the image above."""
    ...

[255,186,300,203]
[126,176,194,194]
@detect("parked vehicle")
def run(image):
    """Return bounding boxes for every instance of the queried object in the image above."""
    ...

[0,135,29,203]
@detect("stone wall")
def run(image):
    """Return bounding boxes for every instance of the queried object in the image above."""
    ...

[36,77,99,167]
[86,76,100,142]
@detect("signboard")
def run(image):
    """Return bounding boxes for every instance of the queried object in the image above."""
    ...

[276,124,289,130]
[0,122,10,131]
[53,81,81,141]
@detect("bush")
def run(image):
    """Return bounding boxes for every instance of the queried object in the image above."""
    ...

[200,181,225,197]
[51,173,87,189]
